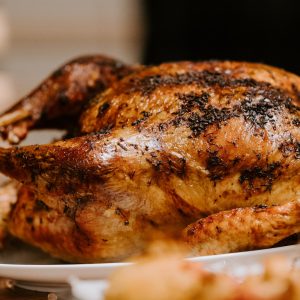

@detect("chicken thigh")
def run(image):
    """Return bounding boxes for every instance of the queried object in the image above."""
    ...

[0,56,299,262]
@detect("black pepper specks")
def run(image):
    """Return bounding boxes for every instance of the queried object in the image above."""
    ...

[279,138,300,159]
[295,142,300,159]
[97,102,110,118]
[158,123,168,131]
[34,199,50,212]
[187,106,233,137]
[131,111,151,126]
[238,97,277,129]
[206,151,228,181]
[146,153,162,171]
[239,162,281,192]
[57,91,70,106]
[115,207,130,225]
[26,216,33,224]
[127,70,265,96]
[292,119,300,127]
[176,91,210,116]
[254,204,268,210]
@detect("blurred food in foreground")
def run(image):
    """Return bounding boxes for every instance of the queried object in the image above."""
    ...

[106,243,300,300]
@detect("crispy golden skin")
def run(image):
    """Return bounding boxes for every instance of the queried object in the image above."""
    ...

[183,201,300,255]
[0,57,300,262]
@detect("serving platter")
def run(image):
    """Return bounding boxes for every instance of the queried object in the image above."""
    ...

[0,239,299,286]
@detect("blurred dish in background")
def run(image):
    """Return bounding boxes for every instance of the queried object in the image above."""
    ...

[1,0,144,104]
[0,73,14,112]
[0,5,9,56]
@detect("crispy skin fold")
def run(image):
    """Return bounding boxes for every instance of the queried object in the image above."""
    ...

[183,201,300,255]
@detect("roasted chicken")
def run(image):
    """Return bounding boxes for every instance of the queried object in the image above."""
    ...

[0,55,299,262]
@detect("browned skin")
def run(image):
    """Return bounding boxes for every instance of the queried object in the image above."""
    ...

[184,201,300,255]
[0,55,135,143]
[0,180,19,247]
[0,57,300,262]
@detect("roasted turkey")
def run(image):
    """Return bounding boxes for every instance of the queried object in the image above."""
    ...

[0,55,299,262]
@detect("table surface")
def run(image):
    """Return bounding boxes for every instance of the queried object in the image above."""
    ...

[0,280,74,299]
[0,287,48,300]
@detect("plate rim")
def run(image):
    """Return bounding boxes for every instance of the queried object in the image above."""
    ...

[0,244,299,269]
[0,244,299,283]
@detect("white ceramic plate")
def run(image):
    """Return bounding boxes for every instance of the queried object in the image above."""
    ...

[0,240,300,285]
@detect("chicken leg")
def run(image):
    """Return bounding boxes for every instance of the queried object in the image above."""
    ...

[183,201,300,255]
[0,55,135,144]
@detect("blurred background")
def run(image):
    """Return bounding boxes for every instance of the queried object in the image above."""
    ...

[0,0,143,111]
[0,0,300,111]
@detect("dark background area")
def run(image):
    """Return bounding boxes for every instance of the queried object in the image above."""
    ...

[143,0,300,74]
